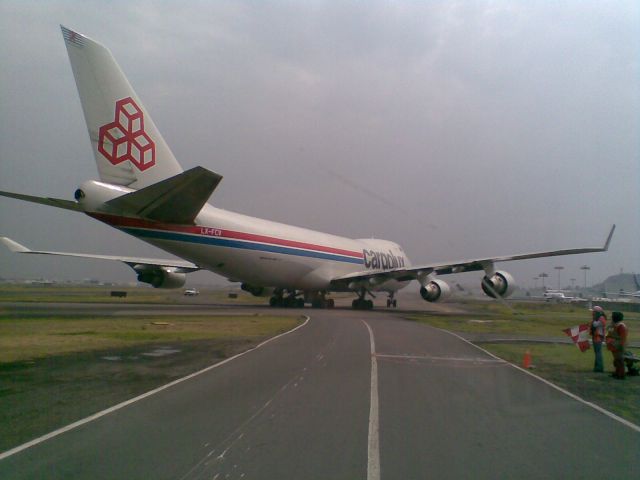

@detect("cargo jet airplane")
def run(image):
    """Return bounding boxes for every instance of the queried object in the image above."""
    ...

[0,27,616,309]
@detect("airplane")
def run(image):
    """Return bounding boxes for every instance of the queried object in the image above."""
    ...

[183,288,200,297]
[541,290,587,303]
[0,26,616,310]
[618,291,640,298]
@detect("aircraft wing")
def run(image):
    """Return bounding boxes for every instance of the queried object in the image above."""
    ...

[0,237,200,272]
[331,225,615,286]
[0,190,82,212]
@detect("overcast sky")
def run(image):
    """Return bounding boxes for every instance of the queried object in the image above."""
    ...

[0,1,638,290]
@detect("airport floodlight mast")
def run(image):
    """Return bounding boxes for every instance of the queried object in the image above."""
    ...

[539,272,549,288]
[570,278,576,289]
[554,266,564,289]
[581,265,591,289]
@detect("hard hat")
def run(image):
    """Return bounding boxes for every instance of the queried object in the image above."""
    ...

[591,305,604,312]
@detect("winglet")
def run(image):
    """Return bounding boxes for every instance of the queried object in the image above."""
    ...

[603,224,616,251]
[0,237,31,253]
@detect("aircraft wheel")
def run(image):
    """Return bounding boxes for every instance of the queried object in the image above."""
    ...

[386,299,391,308]
[393,299,397,308]
[269,296,281,307]
[366,300,374,310]
[296,298,305,308]
[327,298,335,308]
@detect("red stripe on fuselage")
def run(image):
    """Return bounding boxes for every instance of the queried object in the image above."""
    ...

[89,213,364,259]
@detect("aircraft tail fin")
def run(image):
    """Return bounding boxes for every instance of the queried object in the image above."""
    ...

[61,25,183,190]
[105,166,222,224]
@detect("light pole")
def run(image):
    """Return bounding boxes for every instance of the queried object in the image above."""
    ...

[554,266,564,289]
[533,277,539,289]
[539,272,549,289]
[570,278,576,290]
[580,265,590,289]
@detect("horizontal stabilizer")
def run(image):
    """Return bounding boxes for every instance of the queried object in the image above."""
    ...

[0,190,82,212]
[0,236,199,272]
[105,166,222,224]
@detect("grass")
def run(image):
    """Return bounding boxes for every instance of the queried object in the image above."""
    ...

[409,301,640,425]
[0,312,303,452]
[410,300,640,341]
[0,314,299,363]
[0,284,260,305]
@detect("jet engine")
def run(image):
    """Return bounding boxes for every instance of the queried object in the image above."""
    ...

[419,279,451,302]
[481,270,515,298]
[136,268,186,289]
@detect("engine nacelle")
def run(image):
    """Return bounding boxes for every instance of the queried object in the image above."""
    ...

[74,180,134,212]
[137,269,186,289]
[419,279,451,302]
[240,283,274,297]
[481,270,516,298]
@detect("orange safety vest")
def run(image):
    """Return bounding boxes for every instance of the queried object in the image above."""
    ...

[606,322,628,352]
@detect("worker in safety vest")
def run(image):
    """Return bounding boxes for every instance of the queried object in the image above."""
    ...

[589,306,606,372]
[606,311,628,379]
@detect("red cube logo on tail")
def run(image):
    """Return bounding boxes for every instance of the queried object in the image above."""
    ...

[98,97,156,171]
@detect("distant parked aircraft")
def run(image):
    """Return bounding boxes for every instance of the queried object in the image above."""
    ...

[541,289,587,303]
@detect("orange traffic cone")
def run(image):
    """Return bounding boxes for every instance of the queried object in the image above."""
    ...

[523,350,532,369]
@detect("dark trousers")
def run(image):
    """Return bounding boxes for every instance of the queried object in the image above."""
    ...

[593,342,604,372]
[613,351,625,378]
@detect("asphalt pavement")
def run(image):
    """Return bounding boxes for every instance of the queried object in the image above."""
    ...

[1,308,638,479]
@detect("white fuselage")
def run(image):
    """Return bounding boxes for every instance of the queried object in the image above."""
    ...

[91,203,412,292]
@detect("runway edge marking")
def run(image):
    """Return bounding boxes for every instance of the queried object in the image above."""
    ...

[438,327,640,434]
[0,315,311,461]
[361,320,381,480]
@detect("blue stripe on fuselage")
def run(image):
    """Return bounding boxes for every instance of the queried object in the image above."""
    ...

[121,227,365,265]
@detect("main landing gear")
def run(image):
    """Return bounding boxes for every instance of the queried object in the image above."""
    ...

[268,290,334,309]
[352,289,374,310]
[309,291,335,309]
[269,289,304,308]
[386,293,398,308]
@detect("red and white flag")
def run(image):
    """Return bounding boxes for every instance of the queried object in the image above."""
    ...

[563,323,591,352]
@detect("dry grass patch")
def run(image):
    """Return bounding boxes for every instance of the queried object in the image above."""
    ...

[0,315,301,363]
